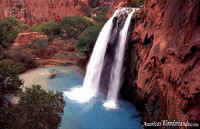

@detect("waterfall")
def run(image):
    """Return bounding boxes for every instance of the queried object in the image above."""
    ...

[65,7,137,107]
[81,10,118,94]
[64,10,119,103]
[103,9,135,109]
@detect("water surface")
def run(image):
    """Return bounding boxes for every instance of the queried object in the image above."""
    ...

[20,66,142,129]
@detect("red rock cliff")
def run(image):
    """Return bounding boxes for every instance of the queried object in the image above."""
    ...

[124,0,200,126]
[107,0,141,17]
[0,0,90,24]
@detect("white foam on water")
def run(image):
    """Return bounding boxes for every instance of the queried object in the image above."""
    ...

[103,100,118,110]
[64,87,96,103]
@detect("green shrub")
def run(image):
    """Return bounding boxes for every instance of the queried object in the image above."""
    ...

[60,16,93,39]
[91,7,108,27]
[76,26,101,55]
[29,38,49,49]
[0,85,65,129]
[0,59,64,129]
[0,17,27,49]
[3,48,38,73]
[30,21,61,40]
[1,59,26,73]
[91,6,109,14]
[93,13,108,27]
[0,61,22,105]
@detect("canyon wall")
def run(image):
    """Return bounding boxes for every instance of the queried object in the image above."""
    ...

[0,0,90,25]
[122,0,200,127]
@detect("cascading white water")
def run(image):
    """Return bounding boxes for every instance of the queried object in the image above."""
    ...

[64,10,119,103]
[103,9,136,109]
[65,8,138,107]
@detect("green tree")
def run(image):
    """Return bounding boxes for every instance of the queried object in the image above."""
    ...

[0,17,28,49]
[76,26,101,55]
[0,61,65,129]
[30,21,61,40]
[60,16,93,39]
[91,7,108,27]
[0,62,22,106]
[3,47,38,73]
[93,12,108,27]
[0,85,65,129]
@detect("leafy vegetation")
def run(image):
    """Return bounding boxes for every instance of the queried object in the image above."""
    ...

[29,38,49,49]
[73,6,108,56]
[0,85,65,129]
[93,12,108,27]
[30,21,61,40]
[0,62,22,106]
[60,16,93,39]
[76,26,101,55]
[0,17,28,49]
[30,16,93,40]
[2,47,38,73]
[91,6,109,14]
[91,6,108,27]
[0,61,65,129]
[28,37,57,58]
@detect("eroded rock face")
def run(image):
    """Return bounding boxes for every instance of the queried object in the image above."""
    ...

[125,0,200,125]
[13,32,47,47]
[0,0,90,24]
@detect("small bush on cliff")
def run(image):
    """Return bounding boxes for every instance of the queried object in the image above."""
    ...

[76,26,101,55]
[30,21,61,40]
[60,16,93,39]
[0,17,26,49]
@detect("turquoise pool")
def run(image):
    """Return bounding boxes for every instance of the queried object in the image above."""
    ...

[20,66,142,129]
